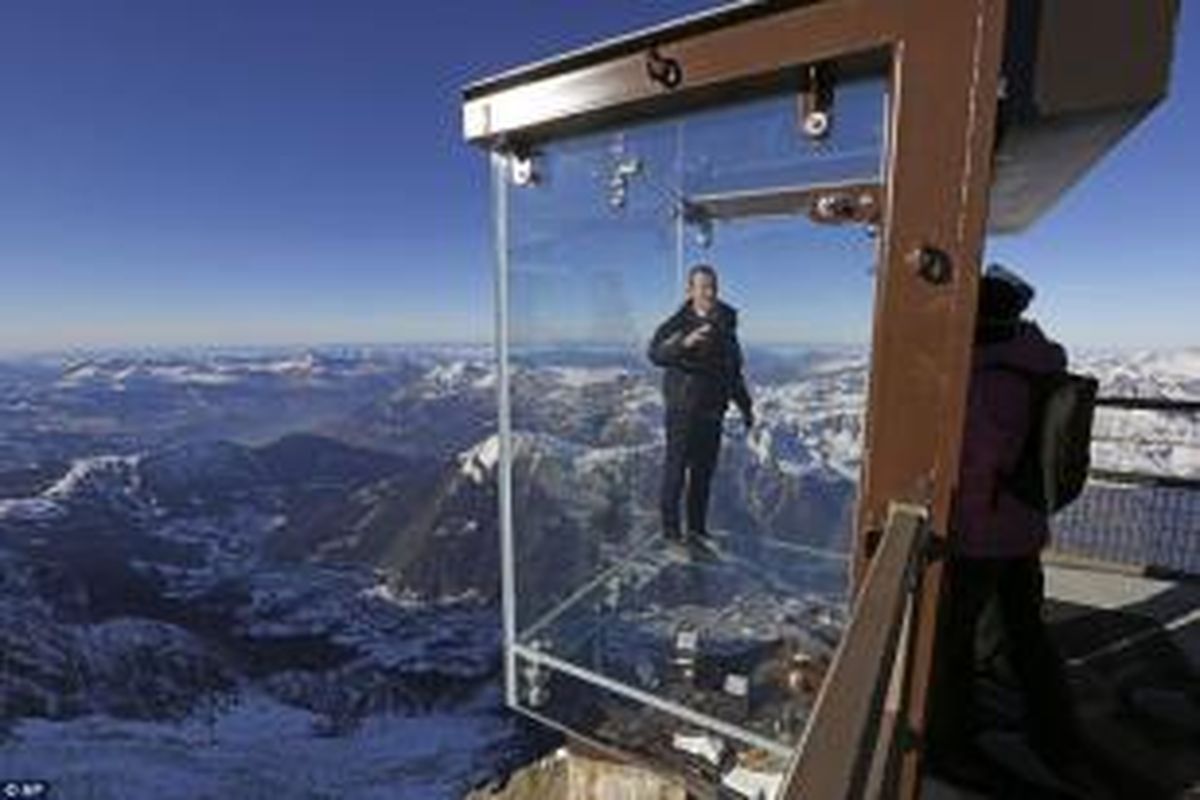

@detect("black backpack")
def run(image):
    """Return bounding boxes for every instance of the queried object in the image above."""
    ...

[989,366,1099,513]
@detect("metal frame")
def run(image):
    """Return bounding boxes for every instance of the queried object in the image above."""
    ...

[492,152,518,709]
[466,1,1011,796]
[463,3,895,147]
[515,643,796,759]
[692,181,884,225]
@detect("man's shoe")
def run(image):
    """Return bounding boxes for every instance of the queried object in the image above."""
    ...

[685,530,722,560]
[662,529,691,560]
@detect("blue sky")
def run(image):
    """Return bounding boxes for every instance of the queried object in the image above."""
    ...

[0,1,1195,353]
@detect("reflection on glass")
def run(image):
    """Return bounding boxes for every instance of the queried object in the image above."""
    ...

[495,76,888,790]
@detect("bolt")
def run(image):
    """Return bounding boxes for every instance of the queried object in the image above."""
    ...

[911,246,953,285]
[803,110,831,139]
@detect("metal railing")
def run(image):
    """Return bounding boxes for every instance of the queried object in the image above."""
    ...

[780,503,929,800]
[1050,397,1200,578]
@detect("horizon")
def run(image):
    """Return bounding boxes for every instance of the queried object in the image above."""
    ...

[2,335,1196,366]
[1,1,1197,352]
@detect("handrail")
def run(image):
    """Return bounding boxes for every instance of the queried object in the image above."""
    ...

[1086,396,1199,487]
[1047,400,1200,577]
[1095,396,1200,413]
[779,502,929,800]
[1087,468,1200,491]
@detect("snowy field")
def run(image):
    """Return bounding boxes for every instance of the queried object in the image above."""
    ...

[1,689,525,800]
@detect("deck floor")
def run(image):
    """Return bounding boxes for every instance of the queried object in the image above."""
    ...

[925,564,1200,799]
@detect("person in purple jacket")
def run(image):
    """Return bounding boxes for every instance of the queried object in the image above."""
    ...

[927,264,1084,785]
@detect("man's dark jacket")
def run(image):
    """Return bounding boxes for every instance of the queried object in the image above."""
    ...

[647,300,752,419]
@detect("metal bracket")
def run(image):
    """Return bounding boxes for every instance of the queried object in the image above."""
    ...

[679,198,714,248]
[646,47,683,90]
[800,62,836,139]
[808,186,882,226]
[607,155,642,209]
[504,142,540,187]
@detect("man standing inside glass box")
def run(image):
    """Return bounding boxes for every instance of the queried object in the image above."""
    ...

[648,264,754,552]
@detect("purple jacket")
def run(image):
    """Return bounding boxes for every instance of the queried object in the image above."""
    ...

[952,321,1067,558]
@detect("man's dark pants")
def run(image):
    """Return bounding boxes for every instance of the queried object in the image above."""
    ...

[927,555,1080,763]
[660,410,723,535]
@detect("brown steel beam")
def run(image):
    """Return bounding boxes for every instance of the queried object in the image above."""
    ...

[852,1,1010,797]
[463,1,899,146]
[462,0,827,100]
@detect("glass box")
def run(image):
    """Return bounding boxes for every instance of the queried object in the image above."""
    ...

[492,77,890,784]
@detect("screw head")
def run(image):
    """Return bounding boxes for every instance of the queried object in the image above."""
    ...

[911,245,953,285]
[803,110,831,139]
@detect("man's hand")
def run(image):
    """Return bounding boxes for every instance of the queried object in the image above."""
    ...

[682,323,713,349]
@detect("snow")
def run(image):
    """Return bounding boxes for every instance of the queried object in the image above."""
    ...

[55,362,102,387]
[1170,445,1200,475]
[46,349,411,393]
[221,567,498,677]
[258,352,321,375]
[1089,404,1200,477]
[0,498,64,521]
[545,366,628,388]
[421,360,494,398]
[2,690,521,800]
[459,434,501,484]
[745,387,865,479]
[806,354,869,376]
[359,581,408,606]
[150,365,240,386]
[1153,349,1200,380]
[42,455,142,501]
[56,361,242,389]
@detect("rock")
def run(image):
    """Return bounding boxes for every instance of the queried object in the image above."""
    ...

[466,747,686,800]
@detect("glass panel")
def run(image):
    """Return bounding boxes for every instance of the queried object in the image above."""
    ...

[681,79,887,198]
[497,75,888,784]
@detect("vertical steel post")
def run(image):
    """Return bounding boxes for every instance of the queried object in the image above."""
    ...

[854,1,1010,795]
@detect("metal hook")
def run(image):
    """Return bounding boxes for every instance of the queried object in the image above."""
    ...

[646,47,683,90]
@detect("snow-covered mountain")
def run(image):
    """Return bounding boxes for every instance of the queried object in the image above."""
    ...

[0,343,1196,798]
[1,688,544,800]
